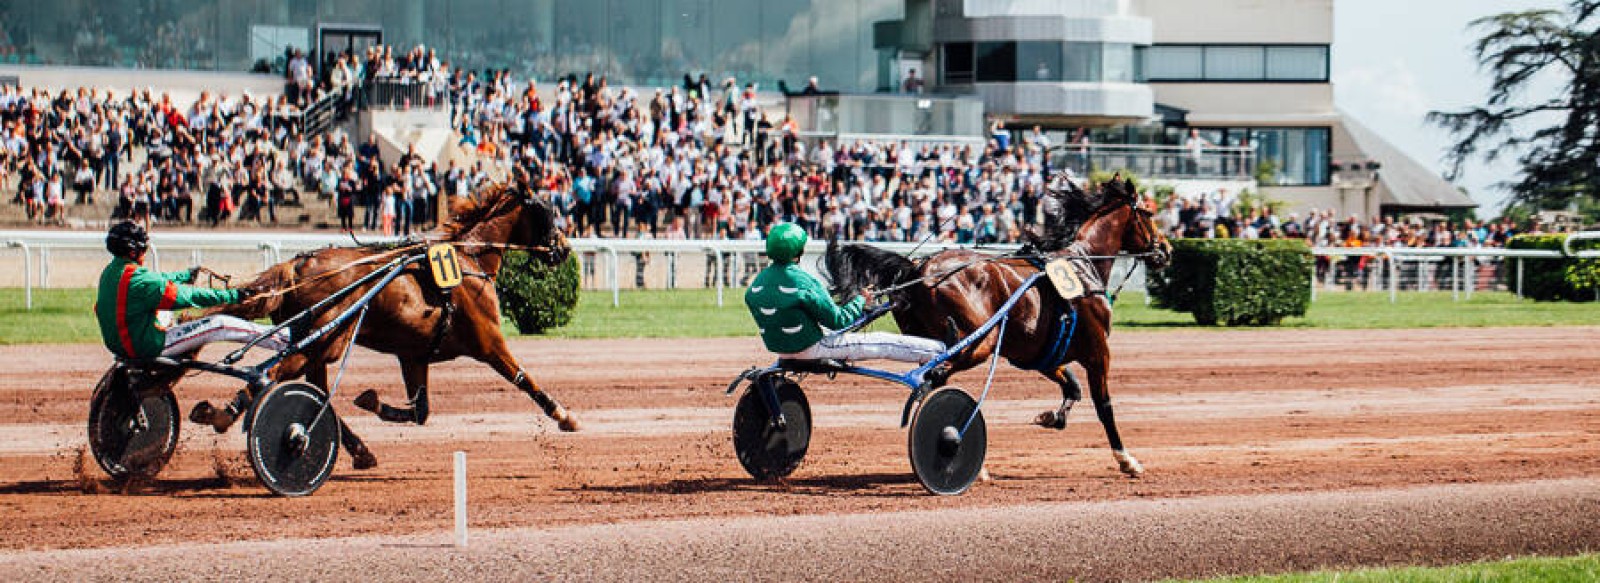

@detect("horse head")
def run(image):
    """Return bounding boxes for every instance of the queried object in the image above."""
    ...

[443,177,571,267]
[1102,175,1172,270]
[512,181,572,267]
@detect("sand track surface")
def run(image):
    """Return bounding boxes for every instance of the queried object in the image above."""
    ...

[0,327,1596,581]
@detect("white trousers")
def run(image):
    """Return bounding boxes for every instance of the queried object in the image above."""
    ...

[781,332,947,365]
[162,315,291,357]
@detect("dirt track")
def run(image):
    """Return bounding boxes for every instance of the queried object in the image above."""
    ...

[0,327,1597,581]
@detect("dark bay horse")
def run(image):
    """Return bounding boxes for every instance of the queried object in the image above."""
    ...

[825,175,1170,477]
[192,179,577,468]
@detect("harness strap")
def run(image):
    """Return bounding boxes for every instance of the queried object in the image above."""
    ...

[426,287,455,360]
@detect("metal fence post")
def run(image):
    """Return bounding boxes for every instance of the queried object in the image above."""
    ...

[148,245,161,273]
[599,247,619,307]
[1387,253,1397,304]
[1516,258,1523,299]
[1309,254,1318,302]
[7,241,31,310]
[705,246,724,307]
[39,247,50,289]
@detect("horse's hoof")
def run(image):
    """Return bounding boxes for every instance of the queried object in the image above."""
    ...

[351,449,378,470]
[1034,411,1067,430]
[189,401,234,434]
[554,408,581,432]
[352,389,380,413]
[1113,450,1145,477]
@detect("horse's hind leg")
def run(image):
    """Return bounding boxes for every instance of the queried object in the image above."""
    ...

[477,341,579,432]
[353,359,430,425]
[1084,358,1143,477]
[1035,365,1083,430]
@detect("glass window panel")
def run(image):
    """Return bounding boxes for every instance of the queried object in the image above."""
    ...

[1102,43,1134,83]
[1061,42,1101,82]
[1249,127,1330,186]
[1016,42,1061,81]
[974,41,1015,83]
[1143,46,1201,80]
[1266,46,1327,81]
[1203,46,1264,80]
[943,42,974,84]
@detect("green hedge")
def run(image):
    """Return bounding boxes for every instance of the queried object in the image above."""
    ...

[1148,239,1313,326]
[495,252,581,333]
[1507,234,1599,302]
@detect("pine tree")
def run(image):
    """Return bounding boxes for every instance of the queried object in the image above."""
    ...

[1430,1,1600,211]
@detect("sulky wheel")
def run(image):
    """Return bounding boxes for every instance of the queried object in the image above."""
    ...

[247,381,340,497]
[907,386,987,496]
[87,366,180,481]
[732,375,812,481]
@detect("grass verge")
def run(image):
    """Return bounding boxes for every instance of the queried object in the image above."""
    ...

[3,287,1598,345]
[1179,553,1600,582]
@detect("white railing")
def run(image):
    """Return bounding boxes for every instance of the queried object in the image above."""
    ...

[3,230,1594,310]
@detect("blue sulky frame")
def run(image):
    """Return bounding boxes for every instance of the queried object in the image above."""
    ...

[729,272,1047,439]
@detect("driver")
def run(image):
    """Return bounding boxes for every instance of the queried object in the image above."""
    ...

[745,222,949,383]
[94,221,288,361]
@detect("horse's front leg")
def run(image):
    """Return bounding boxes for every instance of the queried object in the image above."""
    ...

[1083,356,1142,477]
[477,339,579,432]
[1035,365,1083,430]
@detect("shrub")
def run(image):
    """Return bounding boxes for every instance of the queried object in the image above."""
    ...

[495,252,581,334]
[1148,238,1313,326]
[1507,234,1599,302]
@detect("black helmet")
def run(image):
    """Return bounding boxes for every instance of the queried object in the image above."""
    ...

[106,221,148,258]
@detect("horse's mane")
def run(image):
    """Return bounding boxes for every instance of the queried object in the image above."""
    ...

[824,237,921,300]
[1020,175,1137,254]
[436,181,525,241]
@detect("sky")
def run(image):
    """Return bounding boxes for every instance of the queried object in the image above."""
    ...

[1333,0,1566,216]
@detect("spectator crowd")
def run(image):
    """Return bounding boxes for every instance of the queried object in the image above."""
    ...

[2,41,1563,259]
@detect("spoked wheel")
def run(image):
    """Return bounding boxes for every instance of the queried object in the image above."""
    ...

[247,381,340,497]
[87,366,180,480]
[908,387,987,496]
[732,375,812,481]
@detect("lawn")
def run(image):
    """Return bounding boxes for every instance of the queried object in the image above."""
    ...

[1180,553,1600,583]
[2,287,1598,345]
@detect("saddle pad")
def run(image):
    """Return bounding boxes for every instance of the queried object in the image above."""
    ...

[1045,258,1091,300]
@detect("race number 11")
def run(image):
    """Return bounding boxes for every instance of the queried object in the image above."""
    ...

[428,244,464,289]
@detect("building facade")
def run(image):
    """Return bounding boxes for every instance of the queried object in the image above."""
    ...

[881,0,1472,216]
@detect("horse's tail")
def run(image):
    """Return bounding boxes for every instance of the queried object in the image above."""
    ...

[204,261,295,322]
[824,238,923,301]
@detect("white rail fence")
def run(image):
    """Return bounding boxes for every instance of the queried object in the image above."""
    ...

[2,231,1595,310]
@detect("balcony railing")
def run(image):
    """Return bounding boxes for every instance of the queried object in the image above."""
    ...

[1050,144,1258,181]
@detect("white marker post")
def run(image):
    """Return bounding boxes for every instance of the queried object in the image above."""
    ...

[454,451,468,548]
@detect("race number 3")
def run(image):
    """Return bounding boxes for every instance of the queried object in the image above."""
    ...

[428,244,463,289]
[1045,258,1086,300]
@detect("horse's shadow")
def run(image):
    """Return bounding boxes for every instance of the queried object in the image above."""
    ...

[568,472,926,499]
[0,471,411,499]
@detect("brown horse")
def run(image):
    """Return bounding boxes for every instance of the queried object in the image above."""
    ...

[191,178,577,468]
[825,175,1170,477]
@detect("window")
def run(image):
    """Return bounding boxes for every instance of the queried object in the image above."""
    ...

[1245,127,1331,186]
[943,42,974,84]
[975,42,1017,82]
[1017,42,1062,81]
[1140,44,1329,82]
[1266,46,1328,80]
[1203,46,1264,80]
[1061,42,1102,82]
[1102,43,1135,83]
[1143,45,1202,80]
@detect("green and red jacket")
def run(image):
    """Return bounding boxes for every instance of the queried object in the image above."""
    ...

[95,257,240,359]
[744,262,864,354]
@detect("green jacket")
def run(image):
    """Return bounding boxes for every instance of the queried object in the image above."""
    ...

[744,262,864,354]
[95,257,241,359]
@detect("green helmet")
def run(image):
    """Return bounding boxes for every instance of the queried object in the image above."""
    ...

[765,222,809,263]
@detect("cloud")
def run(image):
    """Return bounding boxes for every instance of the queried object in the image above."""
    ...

[1334,60,1433,120]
